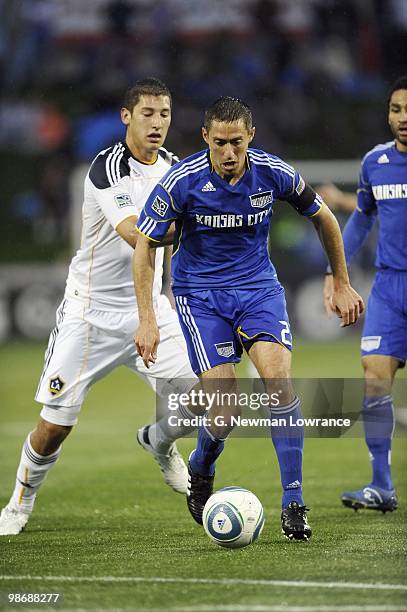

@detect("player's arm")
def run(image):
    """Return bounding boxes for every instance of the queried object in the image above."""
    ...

[162,245,175,308]
[323,161,377,315]
[116,215,175,248]
[314,183,357,212]
[133,181,181,367]
[133,233,160,367]
[323,208,376,313]
[311,204,364,326]
[281,171,364,327]
[89,167,175,249]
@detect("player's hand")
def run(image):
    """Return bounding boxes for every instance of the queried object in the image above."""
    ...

[323,274,335,317]
[315,183,344,210]
[331,282,365,327]
[134,319,160,368]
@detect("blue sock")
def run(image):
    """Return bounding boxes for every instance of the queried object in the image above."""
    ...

[363,395,394,491]
[271,397,304,508]
[189,424,225,476]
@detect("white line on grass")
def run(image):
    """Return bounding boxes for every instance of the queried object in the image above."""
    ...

[16,606,407,612]
[179,607,407,612]
[0,576,407,591]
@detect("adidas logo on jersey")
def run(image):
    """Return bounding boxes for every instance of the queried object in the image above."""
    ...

[202,181,216,192]
[377,153,389,164]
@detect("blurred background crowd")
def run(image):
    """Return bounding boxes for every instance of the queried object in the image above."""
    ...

[0,0,405,339]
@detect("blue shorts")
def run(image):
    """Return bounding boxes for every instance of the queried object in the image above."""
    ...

[175,287,292,375]
[361,270,407,366]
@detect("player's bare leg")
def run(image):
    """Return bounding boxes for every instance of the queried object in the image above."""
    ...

[363,355,398,393]
[248,341,312,541]
[341,355,399,513]
[187,364,238,524]
[248,339,294,403]
[0,417,71,535]
[30,417,72,455]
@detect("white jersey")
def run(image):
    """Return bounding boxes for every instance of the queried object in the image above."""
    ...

[65,141,178,310]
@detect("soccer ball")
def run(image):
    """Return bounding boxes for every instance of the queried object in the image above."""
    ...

[202,487,264,549]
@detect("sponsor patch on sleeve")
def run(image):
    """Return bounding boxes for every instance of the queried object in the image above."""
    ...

[114,193,133,208]
[151,195,169,217]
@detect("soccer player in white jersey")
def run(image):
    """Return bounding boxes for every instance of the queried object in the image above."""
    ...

[0,78,197,536]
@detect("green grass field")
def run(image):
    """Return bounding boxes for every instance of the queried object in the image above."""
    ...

[0,340,406,611]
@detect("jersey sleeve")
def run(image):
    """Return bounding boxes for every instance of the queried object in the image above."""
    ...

[89,177,138,230]
[273,157,322,217]
[136,181,182,243]
[356,158,377,217]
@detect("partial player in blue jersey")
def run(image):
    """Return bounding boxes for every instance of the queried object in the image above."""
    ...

[134,96,363,541]
[324,76,407,514]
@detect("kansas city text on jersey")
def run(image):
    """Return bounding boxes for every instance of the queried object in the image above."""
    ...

[136,148,322,294]
[372,183,407,200]
[195,207,272,228]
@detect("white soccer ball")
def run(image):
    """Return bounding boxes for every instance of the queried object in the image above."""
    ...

[202,487,264,549]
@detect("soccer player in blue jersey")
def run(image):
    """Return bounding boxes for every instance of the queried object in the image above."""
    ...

[324,76,407,514]
[134,97,363,540]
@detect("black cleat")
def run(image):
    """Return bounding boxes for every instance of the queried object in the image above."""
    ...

[281,501,312,541]
[186,462,214,525]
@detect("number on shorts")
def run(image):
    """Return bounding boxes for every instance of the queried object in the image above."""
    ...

[279,320,292,346]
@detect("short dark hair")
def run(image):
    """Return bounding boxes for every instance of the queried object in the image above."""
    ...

[123,78,172,112]
[388,76,407,105]
[204,96,253,131]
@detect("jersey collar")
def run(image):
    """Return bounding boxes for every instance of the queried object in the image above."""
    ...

[121,140,159,165]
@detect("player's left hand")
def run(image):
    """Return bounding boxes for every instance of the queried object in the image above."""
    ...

[330,281,364,327]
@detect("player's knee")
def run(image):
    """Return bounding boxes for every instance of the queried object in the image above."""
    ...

[41,419,72,438]
[31,418,73,455]
[362,360,393,397]
[362,359,382,380]
[261,364,290,382]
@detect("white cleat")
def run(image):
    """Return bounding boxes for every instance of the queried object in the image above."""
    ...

[137,426,188,495]
[0,504,30,535]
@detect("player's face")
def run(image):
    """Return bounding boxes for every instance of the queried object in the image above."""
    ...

[121,94,171,161]
[388,89,407,152]
[202,119,255,181]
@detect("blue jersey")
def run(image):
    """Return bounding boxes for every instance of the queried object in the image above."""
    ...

[357,141,407,271]
[137,148,322,295]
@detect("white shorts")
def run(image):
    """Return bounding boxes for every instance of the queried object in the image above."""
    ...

[36,295,196,426]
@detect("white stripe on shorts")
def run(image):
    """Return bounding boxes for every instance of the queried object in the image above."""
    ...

[176,296,211,373]
[36,299,67,396]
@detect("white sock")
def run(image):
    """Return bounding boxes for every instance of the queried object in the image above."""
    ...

[9,434,61,514]
[148,405,197,454]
